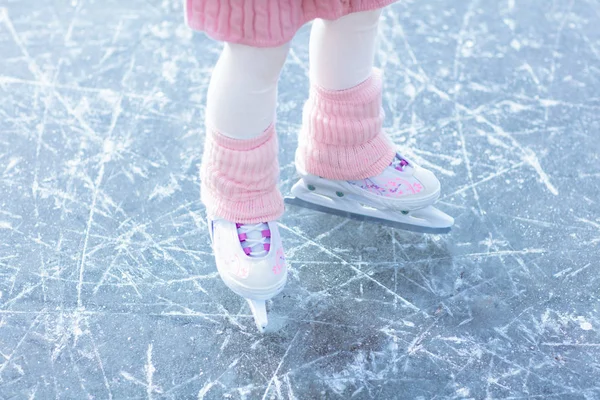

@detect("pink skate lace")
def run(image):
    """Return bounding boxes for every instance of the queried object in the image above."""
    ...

[236,223,271,257]
[391,154,410,171]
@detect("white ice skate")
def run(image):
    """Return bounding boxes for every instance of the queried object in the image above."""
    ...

[285,154,454,234]
[209,218,287,332]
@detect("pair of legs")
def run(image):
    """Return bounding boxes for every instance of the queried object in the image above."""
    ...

[200,9,448,331]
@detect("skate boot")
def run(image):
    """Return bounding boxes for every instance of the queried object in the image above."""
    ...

[286,153,454,234]
[200,121,287,332]
[209,217,287,332]
[286,68,454,233]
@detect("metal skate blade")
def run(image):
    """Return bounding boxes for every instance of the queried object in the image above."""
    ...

[285,196,453,235]
[246,299,268,333]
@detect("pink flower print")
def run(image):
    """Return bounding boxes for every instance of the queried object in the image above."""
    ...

[385,180,397,190]
[273,248,285,275]
[383,179,407,197]
[412,182,423,193]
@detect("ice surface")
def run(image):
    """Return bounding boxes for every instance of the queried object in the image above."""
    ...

[0,0,599,398]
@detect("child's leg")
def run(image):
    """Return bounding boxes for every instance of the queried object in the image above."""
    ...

[309,9,381,91]
[293,10,448,232]
[298,9,396,181]
[202,43,290,223]
[202,43,290,332]
[206,43,290,139]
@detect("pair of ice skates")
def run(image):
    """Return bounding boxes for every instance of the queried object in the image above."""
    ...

[208,153,453,332]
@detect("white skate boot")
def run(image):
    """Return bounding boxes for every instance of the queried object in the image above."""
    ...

[285,153,454,234]
[209,218,287,332]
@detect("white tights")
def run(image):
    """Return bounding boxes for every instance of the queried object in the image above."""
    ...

[205,9,382,140]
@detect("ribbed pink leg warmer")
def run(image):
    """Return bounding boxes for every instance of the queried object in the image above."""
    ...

[297,69,396,181]
[201,124,283,223]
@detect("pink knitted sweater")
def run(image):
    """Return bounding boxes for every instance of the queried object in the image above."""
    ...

[185,0,397,47]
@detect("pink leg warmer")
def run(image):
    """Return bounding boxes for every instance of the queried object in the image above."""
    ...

[201,124,283,223]
[297,69,396,181]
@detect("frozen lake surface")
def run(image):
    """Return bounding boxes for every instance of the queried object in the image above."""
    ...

[0,0,599,398]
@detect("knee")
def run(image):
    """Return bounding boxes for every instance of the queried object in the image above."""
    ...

[224,42,290,81]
